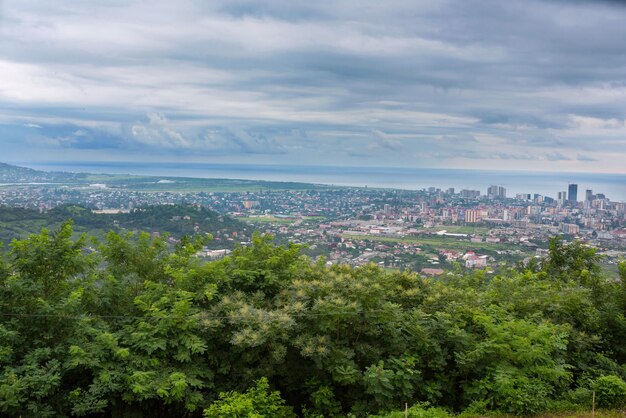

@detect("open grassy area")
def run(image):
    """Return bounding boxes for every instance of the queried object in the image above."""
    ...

[444,410,626,418]
[239,216,296,224]
[239,215,326,224]
[528,411,626,418]
[342,233,525,253]
[5,166,350,193]
[83,174,333,193]
[431,225,491,235]
[84,174,143,182]
[129,183,272,193]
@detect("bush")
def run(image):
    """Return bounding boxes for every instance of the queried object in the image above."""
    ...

[372,403,451,418]
[461,399,490,416]
[496,378,550,416]
[592,375,626,408]
[203,378,295,418]
[545,399,586,413]
[563,387,593,408]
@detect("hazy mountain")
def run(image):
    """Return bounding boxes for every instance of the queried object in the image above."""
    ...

[0,162,83,183]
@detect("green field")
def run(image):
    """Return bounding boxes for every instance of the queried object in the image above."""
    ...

[129,184,272,193]
[239,215,326,224]
[430,225,491,235]
[342,233,524,253]
[530,411,626,418]
[82,174,337,193]
[239,216,295,224]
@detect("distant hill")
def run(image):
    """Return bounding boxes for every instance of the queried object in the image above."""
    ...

[0,162,83,183]
[0,162,41,182]
[0,204,248,248]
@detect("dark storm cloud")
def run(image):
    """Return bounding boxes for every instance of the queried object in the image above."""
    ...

[0,0,625,171]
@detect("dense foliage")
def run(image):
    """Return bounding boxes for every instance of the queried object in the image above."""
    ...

[0,205,245,247]
[0,223,625,416]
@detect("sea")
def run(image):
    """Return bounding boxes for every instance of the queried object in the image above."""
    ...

[26,162,626,202]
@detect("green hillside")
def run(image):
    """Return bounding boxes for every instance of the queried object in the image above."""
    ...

[0,162,84,183]
[0,205,247,248]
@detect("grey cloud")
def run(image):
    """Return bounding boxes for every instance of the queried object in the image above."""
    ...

[439,134,478,144]
[131,114,191,149]
[0,0,625,170]
[577,154,598,161]
[493,152,535,160]
[370,130,403,151]
[221,129,287,155]
[545,152,571,161]
[215,1,330,20]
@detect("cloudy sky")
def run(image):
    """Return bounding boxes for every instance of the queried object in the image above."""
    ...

[1,0,626,172]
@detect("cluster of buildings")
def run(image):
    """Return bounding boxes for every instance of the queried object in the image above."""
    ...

[227,182,625,271]
[1,177,625,273]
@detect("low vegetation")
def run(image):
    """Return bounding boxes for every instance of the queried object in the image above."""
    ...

[0,221,625,416]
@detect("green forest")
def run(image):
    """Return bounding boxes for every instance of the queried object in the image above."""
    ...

[0,205,245,247]
[0,221,626,417]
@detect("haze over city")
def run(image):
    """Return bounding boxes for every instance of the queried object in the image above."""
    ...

[1,0,626,173]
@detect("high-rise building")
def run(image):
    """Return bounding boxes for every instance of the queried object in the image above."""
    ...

[568,184,578,204]
[460,189,480,199]
[585,189,593,201]
[488,185,506,199]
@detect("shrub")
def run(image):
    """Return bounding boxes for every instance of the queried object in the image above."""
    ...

[203,378,295,418]
[592,375,626,408]
[372,403,451,418]
[563,387,593,409]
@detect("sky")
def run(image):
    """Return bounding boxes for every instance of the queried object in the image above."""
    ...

[1,0,626,173]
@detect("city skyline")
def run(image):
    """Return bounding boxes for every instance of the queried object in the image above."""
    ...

[1,1,626,172]
[2,160,622,203]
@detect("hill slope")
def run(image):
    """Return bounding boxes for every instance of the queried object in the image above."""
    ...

[0,162,83,183]
[0,204,247,247]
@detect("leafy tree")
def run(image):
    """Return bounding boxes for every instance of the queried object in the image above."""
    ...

[220,233,305,297]
[0,221,624,417]
[0,221,95,416]
[203,377,294,418]
[542,238,602,285]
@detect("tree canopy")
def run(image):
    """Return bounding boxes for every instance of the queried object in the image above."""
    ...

[0,223,625,416]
